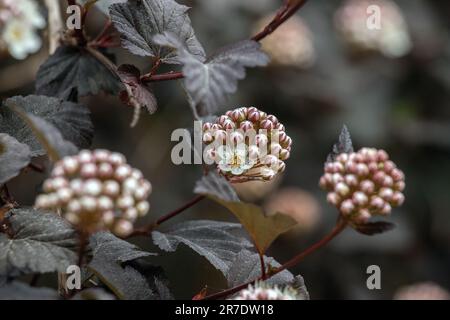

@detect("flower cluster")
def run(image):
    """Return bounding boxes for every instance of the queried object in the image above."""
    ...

[35,150,152,237]
[202,107,292,182]
[255,14,315,68]
[0,0,45,59]
[233,282,303,300]
[334,0,412,58]
[319,148,405,224]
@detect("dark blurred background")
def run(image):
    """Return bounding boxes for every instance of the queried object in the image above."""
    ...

[1,0,450,299]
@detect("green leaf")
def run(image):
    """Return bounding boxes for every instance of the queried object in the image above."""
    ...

[0,281,59,300]
[154,32,269,114]
[206,197,297,255]
[194,172,296,254]
[2,95,93,157]
[35,46,121,99]
[0,208,78,278]
[87,232,156,300]
[110,0,205,64]
[0,134,31,185]
[152,220,252,275]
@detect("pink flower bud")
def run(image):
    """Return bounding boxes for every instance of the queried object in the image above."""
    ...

[355,209,371,224]
[368,161,379,173]
[62,157,79,175]
[360,180,375,194]
[202,132,213,143]
[202,122,212,131]
[327,192,341,206]
[380,203,392,215]
[336,153,349,163]
[275,123,285,132]
[377,149,389,162]
[266,115,278,125]
[247,111,260,122]
[395,181,405,192]
[94,149,110,162]
[391,192,405,206]
[370,196,385,210]
[355,163,369,177]
[240,121,254,132]
[332,173,344,184]
[382,175,394,188]
[270,143,282,156]
[230,131,244,144]
[78,150,93,163]
[217,115,229,125]
[335,182,350,196]
[223,120,236,130]
[379,188,394,201]
[109,152,126,166]
[260,119,274,130]
[352,191,368,206]
[344,174,358,187]
[383,160,396,173]
[373,171,386,185]
[98,163,114,179]
[280,149,290,161]
[340,199,355,215]
[391,168,405,182]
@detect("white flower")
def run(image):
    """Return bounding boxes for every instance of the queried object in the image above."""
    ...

[2,18,41,59]
[16,0,46,29]
[216,144,255,176]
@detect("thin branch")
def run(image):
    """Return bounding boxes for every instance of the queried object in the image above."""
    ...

[141,71,184,83]
[125,195,205,238]
[252,0,309,42]
[77,232,88,267]
[45,0,64,54]
[202,219,347,300]
[258,252,267,279]
[140,0,309,84]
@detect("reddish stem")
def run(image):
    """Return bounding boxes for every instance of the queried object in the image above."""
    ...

[202,219,347,300]
[125,195,205,238]
[141,71,185,83]
[141,0,309,84]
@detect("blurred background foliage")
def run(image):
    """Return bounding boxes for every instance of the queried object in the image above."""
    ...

[1,0,450,299]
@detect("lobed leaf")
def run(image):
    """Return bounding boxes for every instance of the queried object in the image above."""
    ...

[110,0,205,63]
[154,32,269,114]
[0,281,59,300]
[194,171,240,203]
[0,208,78,279]
[117,64,158,127]
[210,198,297,255]
[152,220,252,276]
[226,249,295,288]
[0,134,31,185]
[35,46,121,99]
[2,95,93,157]
[88,232,157,300]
